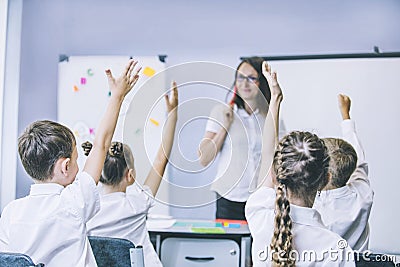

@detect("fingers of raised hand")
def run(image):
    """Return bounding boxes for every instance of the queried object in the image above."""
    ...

[262,61,271,75]
[124,60,137,76]
[338,94,351,106]
[272,71,277,81]
[128,66,141,87]
[105,69,114,81]
[164,94,170,107]
[171,81,178,104]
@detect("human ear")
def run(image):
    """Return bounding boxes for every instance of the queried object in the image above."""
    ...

[128,169,136,184]
[61,158,71,176]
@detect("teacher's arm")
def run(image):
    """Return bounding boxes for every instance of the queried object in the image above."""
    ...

[198,105,233,167]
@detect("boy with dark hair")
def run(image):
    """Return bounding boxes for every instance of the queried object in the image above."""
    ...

[0,60,141,266]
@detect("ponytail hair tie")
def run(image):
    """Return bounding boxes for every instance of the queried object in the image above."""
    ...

[81,141,93,156]
[109,142,124,157]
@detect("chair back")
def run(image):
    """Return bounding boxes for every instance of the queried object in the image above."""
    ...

[88,236,144,267]
[0,252,45,267]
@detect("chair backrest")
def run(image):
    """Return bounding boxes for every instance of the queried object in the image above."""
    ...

[88,236,144,267]
[0,252,45,267]
[354,252,395,267]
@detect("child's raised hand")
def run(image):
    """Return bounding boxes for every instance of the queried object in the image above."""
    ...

[165,81,179,114]
[262,61,282,99]
[105,59,141,99]
[338,94,351,120]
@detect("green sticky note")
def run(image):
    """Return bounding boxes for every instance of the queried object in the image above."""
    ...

[190,227,226,234]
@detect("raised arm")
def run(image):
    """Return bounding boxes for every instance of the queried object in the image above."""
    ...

[338,94,365,162]
[257,62,283,188]
[83,60,141,183]
[198,105,233,166]
[338,94,368,184]
[144,81,179,196]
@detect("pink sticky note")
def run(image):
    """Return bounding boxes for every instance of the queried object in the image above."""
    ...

[89,128,95,135]
[81,77,86,85]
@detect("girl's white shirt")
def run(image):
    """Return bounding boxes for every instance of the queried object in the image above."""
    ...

[87,183,163,267]
[246,187,355,267]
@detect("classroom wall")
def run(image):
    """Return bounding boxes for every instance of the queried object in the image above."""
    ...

[4,0,400,253]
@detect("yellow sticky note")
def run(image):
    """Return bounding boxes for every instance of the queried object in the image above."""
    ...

[149,118,159,126]
[143,66,156,77]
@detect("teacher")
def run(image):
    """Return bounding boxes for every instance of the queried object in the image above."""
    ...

[198,57,271,220]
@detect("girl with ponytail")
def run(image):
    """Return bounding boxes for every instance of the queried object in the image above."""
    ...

[85,81,179,267]
[245,62,355,266]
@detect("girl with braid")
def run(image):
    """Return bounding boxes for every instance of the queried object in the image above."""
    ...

[245,62,355,266]
[84,81,178,267]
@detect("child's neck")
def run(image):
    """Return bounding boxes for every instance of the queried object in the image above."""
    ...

[102,184,127,194]
[288,191,315,208]
[322,183,339,191]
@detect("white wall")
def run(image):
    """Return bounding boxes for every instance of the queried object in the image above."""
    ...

[1,0,22,211]
[0,0,7,209]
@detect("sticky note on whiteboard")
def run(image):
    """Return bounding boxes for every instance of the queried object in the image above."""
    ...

[149,118,159,126]
[143,66,156,77]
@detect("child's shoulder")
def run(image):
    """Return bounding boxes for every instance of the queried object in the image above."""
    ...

[0,196,30,219]
[125,184,154,211]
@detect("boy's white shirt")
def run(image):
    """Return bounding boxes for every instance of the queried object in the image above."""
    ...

[245,187,355,267]
[313,119,374,251]
[87,183,163,267]
[0,172,100,266]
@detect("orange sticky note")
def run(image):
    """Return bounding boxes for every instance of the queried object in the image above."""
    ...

[149,118,159,126]
[73,85,79,92]
[143,66,156,77]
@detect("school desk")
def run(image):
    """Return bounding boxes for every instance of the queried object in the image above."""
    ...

[147,219,251,267]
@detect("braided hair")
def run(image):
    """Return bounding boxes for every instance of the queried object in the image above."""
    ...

[82,141,134,185]
[270,131,330,266]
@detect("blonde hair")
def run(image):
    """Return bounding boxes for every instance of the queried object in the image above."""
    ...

[270,131,330,266]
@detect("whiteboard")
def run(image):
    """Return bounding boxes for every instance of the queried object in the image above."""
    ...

[268,57,400,254]
[57,55,169,215]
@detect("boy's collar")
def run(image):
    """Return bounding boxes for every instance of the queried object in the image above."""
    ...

[30,182,64,195]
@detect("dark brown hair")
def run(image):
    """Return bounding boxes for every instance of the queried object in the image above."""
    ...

[232,56,271,115]
[18,120,76,181]
[82,141,133,185]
